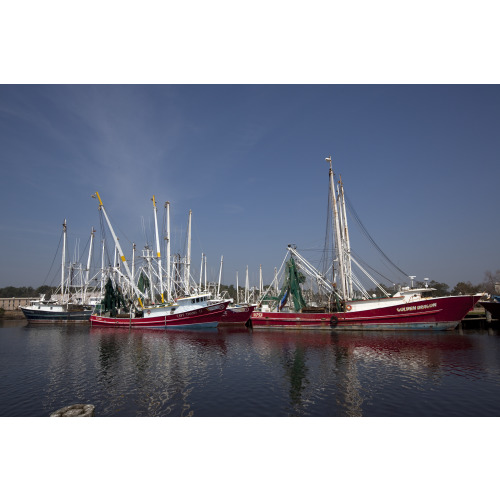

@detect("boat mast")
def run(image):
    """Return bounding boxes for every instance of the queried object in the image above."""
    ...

[93,192,144,306]
[204,255,207,292]
[326,156,347,301]
[61,219,67,303]
[185,210,192,295]
[338,175,353,299]
[217,255,223,298]
[113,246,120,291]
[165,201,171,301]
[131,243,136,284]
[100,239,105,297]
[152,195,164,303]
[199,253,204,292]
[85,227,95,286]
[83,227,95,303]
[236,271,239,303]
[147,249,154,302]
[245,265,249,303]
[259,264,263,295]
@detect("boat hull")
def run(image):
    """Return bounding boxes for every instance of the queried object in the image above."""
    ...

[218,305,255,326]
[250,295,482,331]
[479,301,500,320]
[90,302,227,329]
[20,307,92,323]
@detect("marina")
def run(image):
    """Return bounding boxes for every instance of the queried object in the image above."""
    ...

[11,157,488,333]
[1,87,499,423]
[2,319,500,417]
[2,32,500,500]
[1,153,497,418]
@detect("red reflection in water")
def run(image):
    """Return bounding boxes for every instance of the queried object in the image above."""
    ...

[89,326,229,353]
[251,329,476,375]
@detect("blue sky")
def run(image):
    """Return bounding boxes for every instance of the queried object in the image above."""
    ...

[1,84,499,289]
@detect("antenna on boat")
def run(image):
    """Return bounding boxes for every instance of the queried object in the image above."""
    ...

[424,278,429,288]
[409,276,416,288]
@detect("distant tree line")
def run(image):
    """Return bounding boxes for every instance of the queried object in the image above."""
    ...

[0,285,55,298]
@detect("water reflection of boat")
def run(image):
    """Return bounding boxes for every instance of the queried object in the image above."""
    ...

[91,326,229,353]
[252,329,476,415]
[251,329,474,365]
[256,327,473,344]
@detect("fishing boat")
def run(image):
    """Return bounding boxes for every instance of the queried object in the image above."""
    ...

[21,298,93,323]
[218,304,255,326]
[205,255,255,326]
[20,220,97,323]
[89,192,229,329]
[251,157,483,331]
[479,296,500,320]
[90,290,229,329]
[251,285,482,330]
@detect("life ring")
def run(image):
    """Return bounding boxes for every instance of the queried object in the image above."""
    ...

[330,315,338,327]
[346,305,352,311]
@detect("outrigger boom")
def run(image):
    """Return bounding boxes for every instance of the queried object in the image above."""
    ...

[92,191,144,307]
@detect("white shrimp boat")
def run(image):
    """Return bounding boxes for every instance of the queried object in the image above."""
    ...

[20,220,97,323]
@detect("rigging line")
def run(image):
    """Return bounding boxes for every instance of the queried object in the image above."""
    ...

[107,212,135,248]
[258,250,290,305]
[298,248,332,252]
[161,204,168,263]
[350,255,391,296]
[190,215,204,255]
[99,211,115,268]
[344,195,409,279]
[350,249,398,286]
[41,229,64,285]
[78,233,92,265]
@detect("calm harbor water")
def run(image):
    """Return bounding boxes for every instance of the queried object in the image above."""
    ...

[1,319,500,417]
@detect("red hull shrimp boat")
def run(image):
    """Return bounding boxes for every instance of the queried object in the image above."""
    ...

[251,156,483,332]
[90,192,229,330]
[251,293,482,331]
[205,256,255,326]
[90,295,229,329]
[218,304,255,326]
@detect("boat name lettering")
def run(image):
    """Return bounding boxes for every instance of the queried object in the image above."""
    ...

[253,312,263,318]
[397,303,437,313]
